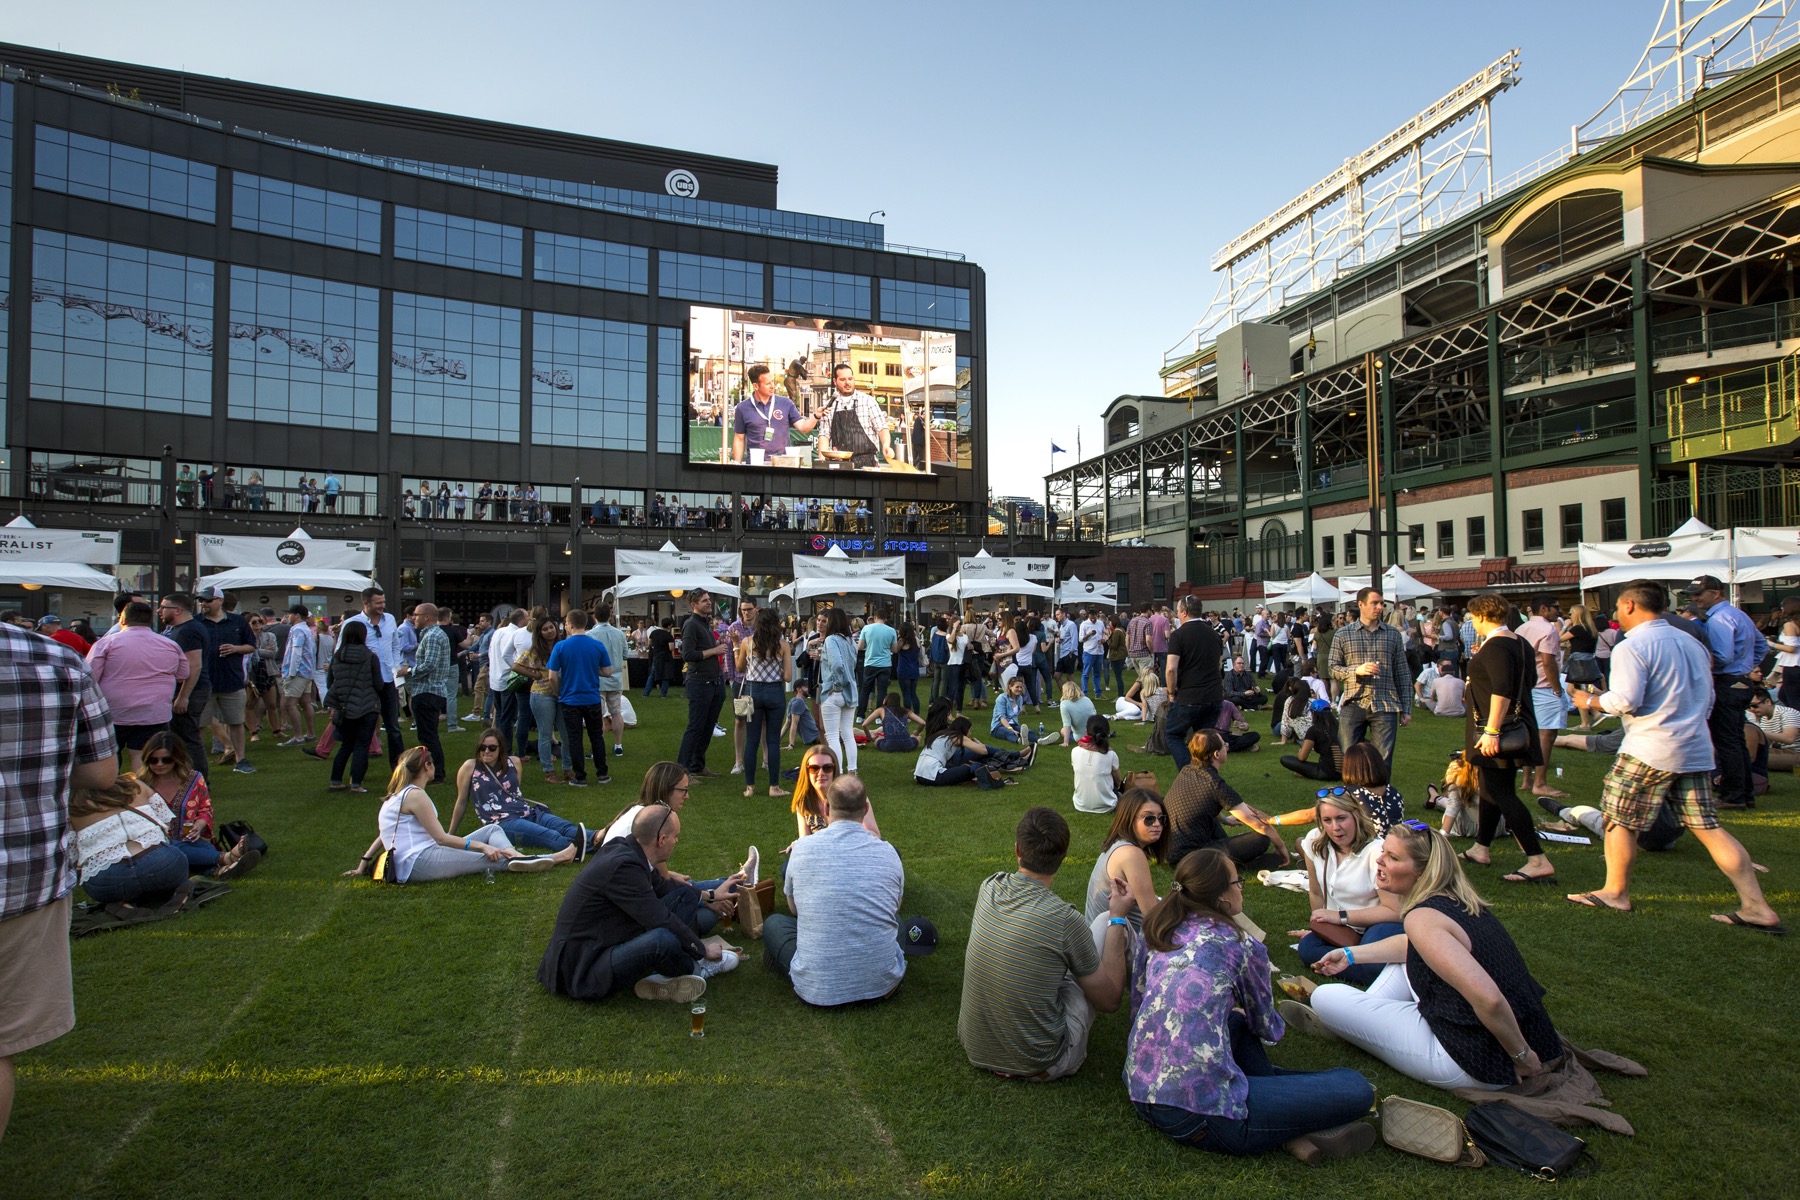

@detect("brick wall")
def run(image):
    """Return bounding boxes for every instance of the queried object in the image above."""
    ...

[1062,546,1176,609]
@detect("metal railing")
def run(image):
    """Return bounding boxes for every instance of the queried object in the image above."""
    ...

[28,470,163,507]
[1653,462,1800,533]
[1505,329,1636,386]
[1653,297,1800,358]
[1664,349,1800,458]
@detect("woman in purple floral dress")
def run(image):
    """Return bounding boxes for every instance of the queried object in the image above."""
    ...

[1123,848,1377,1163]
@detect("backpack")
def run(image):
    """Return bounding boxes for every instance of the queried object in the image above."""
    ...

[928,629,949,664]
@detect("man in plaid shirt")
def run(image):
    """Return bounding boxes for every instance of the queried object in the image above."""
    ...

[0,621,118,1137]
[1326,588,1412,764]
[405,602,457,784]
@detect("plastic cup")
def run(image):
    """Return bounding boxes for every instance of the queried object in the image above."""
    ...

[690,1002,707,1038]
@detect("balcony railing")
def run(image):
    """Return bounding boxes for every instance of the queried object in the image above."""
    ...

[1653,297,1800,359]
[1664,350,1800,460]
[1653,463,1800,534]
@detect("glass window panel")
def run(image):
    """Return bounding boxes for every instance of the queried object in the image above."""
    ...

[34,125,216,222]
[532,231,648,293]
[393,206,522,275]
[773,266,869,320]
[0,82,12,425]
[227,265,378,430]
[532,313,646,450]
[231,173,383,255]
[657,251,762,307]
[30,230,213,415]
[391,292,521,441]
[880,278,970,330]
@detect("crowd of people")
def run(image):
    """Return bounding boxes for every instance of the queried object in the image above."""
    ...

[0,572,1784,1156]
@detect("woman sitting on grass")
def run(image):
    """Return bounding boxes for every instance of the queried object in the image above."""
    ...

[1115,669,1167,725]
[1287,794,1402,987]
[1270,742,1402,835]
[1124,848,1378,1164]
[1163,729,1290,871]
[445,728,601,860]
[1058,679,1096,746]
[70,775,235,915]
[1273,680,1312,745]
[1071,715,1122,814]
[791,745,881,842]
[1290,820,1562,1091]
[1277,700,1341,782]
[861,691,924,752]
[913,702,1018,788]
[990,675,1040,745]
[137,732,259,879]
[344,747,560,881]
[1084,787,1167,932]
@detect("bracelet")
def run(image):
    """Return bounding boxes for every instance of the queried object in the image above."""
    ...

[1482,727,1499,735]
[1511,1045,1533,1063]
[1339,909,1349,926]
[1343,947,1356,965]
[462,837,470,850]
[1108,916,1129,927]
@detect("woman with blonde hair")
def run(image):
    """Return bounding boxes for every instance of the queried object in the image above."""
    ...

[788,744,879,847]
[1289,794,1402,986]
[1124,848,1378,1162]
[344,747,557,881]
[1290,820,1562,1091]
[1561,603,1602,731]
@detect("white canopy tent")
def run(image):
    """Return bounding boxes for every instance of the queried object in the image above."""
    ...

[604,541,742,603]
[196,528,375,594]
[1057,576,1118,607]
[1577,524,1734,588]
[1337,564,1442,602]
[0,516,122,591]
[1709,527,1800,584]
[771,544,907,604]
[916,550,1057,606]
[606,574,739,600]
[1265,572,1352,606]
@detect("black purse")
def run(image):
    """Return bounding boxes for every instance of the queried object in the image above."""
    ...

[1464,1102,1589,1181]
[215,820,268,860]
[1479,641,1532,756]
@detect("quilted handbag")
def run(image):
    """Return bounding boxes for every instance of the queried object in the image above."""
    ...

[1380,1096,1484,1168]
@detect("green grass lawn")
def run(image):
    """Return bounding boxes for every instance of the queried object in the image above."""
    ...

[11,690,1795,1199]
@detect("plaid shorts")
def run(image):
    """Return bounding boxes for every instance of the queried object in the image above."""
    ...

[1600,754,1720,832]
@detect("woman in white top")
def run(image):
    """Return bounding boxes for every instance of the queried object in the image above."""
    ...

[945,622,970,708]
[69,775,194,910]
[1774,596,1800,710]
[344,748,555,882]
[1071,715,1123,813]
[1289,795,1402,986]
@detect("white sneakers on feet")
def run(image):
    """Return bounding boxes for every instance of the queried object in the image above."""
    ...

[741,845,759,888]
[712,725,727,737]
[506,855,558,873]
[695,949,740,979]
[729,763,743,774]
[634,973,706,1003]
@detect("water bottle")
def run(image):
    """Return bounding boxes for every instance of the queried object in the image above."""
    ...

[484,866,496,885]
[1036,720,1045,742]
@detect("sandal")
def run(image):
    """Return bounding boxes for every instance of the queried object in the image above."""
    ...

[1501,870,1558,885]
[1456,850,1490,867]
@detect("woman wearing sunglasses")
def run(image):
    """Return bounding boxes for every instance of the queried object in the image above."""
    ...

[344,747,556,881]
[789,746,879,847]
[138,732,260,879]
[445,729,596,862]
[1084,788,1167,935]
[1125,849,1378,1163]
[1290,820,1561,1091]
[1288,794,1401,987]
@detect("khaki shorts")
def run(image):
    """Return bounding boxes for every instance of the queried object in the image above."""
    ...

[201,690,247,726]
[280,675,314,700]
[0,895,75,1057]
[598,690,624,729]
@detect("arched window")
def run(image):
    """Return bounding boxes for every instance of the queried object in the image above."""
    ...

[1108,406,1140,445]
[1502,189,1623,286]
[1259,518,1289,541]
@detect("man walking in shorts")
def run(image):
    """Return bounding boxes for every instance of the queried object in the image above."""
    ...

[1564,580,1783,933]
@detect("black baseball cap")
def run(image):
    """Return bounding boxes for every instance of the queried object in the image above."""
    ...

[287,604,311,616]
[898,916,938,957]
[1681,575,1727,596]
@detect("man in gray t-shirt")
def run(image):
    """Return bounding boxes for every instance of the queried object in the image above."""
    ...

[763,776,904,1006]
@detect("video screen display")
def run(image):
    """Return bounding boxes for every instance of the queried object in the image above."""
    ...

[687,307,968,473]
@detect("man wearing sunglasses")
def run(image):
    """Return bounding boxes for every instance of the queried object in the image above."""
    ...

[538,804,730,1004]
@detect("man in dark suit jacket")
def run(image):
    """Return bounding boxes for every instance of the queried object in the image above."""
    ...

[537,806,726,1003]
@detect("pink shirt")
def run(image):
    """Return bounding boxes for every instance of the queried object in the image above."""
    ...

[1149,613,1171,654]
[86,625,190,725]
[1515,616,1561,691]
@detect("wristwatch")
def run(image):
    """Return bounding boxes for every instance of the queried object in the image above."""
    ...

[1510,1045,1533,1063]
[1339,909,1350,926]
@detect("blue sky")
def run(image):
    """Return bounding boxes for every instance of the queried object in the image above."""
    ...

[13,0,1674,497]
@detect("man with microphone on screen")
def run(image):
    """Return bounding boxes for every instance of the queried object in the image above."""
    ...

[819,362,904,470]
[732,363,818,466]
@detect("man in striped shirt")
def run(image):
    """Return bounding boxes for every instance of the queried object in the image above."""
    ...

[1326,588,1412,765]
[958,807,1132,1080]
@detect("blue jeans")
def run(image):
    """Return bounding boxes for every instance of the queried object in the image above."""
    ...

[1133,1012,1374,1155]
[530,692,570,772]
[743,681,785,789]
[498,806,583,853]
[1338,707,1399,766]
[81,844,190,904]
[601,928,695,997]
[1165,700,1222,772]
[897,675,920,714]
[1295,921,1404,987]
[991,725,1036,745]
[173,839,221,874]
[1081,652,1106,696]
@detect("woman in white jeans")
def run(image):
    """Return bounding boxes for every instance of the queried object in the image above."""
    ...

[1283,819,1562,1091]
[344,747,558,881]
[817,607,860,772]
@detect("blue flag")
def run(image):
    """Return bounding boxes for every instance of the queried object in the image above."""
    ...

[1051,441,1067,454]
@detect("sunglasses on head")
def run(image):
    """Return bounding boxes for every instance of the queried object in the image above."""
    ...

[1316,786,1347,799]
[1399,818,1431,833]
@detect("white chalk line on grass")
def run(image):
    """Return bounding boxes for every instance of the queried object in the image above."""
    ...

[485,925,538,1200]
[819,1032,913,1192]
[70,887,347,1198]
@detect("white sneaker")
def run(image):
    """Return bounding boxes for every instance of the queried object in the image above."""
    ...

[712,725,727,737]
[505,855,558,873]
[741,845,760,887]
[729,762,743,774]
[634,973,706,1003]
[695,949,740,979]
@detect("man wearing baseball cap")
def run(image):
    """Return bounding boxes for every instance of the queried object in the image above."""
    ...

[36,615,91,656]
[1681,575,1767,810]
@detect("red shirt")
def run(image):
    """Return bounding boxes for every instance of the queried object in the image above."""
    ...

[48,628,92,655]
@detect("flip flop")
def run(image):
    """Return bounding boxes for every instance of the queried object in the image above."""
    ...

[1566,892,1631,912]
[1502,871,1558,885]
[1713,912,1788,936]
[1456,851,1490,867]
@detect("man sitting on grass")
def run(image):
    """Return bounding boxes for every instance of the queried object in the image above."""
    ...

[958,807,1132,1081]
[762,775,906,1006]
[537,805,733,1004]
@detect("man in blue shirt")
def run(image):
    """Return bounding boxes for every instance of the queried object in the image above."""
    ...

[857,608,897,719]
[1683,574,1769,809]
[198,587,258,774]
[731,365,818,464]
[323,471,341,512]
[548,608,612,787]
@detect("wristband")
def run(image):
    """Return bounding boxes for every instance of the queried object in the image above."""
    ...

[463,837,470,850]
[1339,909,1349,926]
[1108,916,1129,927]
[1343,947,1356,965]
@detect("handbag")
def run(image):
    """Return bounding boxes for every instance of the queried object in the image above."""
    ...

[1565,652,1602,685]
[1380,1096,1485,1168]
[1477,641,1532,756]
[732,682,754,719]
[1307,916,1361,948]
[1122,769,1159,794]
[1464,1101,1588,1180]
[369,797,410,885]
[734,878,776,937]
[502,669,532,694]
[215,820,268,859]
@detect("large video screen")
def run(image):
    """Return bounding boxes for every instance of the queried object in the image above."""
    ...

[686,307,969,473]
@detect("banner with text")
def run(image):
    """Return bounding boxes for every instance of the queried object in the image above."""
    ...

[791,554,907,581]
[614,549,744,578]
[0,527,120,565]
[957,556,1056,581]
[197,535,375,571]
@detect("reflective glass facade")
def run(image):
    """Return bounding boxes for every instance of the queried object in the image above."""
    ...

[394,206,523,275]
[531,313,646,449]
[35,125,216,222]
[773,266,869,320]
[30,230,214,415]
[658,251,763,307]
[882,279,970,330]
[533,231,648,294]
[391,293,521,440]
[656,327,683,454]
[227,265,379,429]
[0,83,12,430]
[232,174,382,254]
